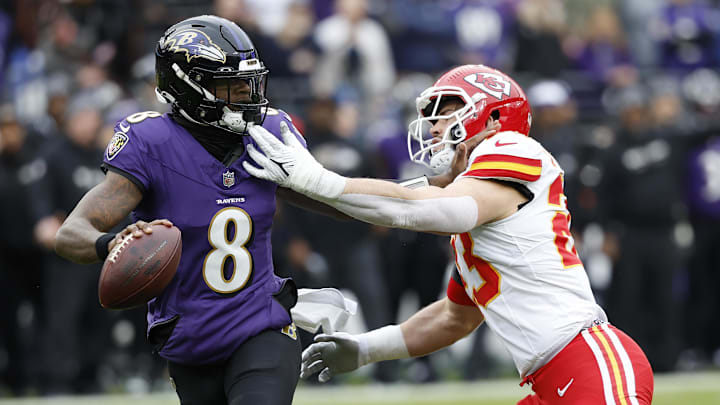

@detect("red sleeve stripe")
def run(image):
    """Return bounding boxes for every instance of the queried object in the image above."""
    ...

[464,154,542,181]
[446,276,476,306]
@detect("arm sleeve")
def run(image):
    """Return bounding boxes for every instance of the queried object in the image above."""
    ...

[329,193,478,234]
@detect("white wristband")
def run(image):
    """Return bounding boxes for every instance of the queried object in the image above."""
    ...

[358,325,410,365]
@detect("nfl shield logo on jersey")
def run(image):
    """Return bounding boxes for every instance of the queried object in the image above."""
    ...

[222,170,235,188]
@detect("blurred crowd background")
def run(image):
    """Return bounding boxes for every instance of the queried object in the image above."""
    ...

[1,0,720,398]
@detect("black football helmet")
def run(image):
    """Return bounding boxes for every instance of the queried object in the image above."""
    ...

[155,15,269,133]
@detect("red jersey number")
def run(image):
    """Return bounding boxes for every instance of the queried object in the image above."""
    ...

[548,175,582,268]
[452,233,501,308]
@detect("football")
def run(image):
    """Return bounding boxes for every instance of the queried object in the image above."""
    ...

[98,224,182,309]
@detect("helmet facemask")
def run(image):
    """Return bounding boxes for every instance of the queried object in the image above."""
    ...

[209,66,269,133]
[161,60,269,134]
[407,86,484,174]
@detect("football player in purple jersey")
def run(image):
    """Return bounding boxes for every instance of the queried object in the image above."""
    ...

[54,15,477,405]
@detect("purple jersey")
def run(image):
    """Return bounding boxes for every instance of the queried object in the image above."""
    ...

[102,109,303,365]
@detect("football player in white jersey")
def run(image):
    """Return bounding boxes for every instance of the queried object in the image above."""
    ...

[243,65,654,405]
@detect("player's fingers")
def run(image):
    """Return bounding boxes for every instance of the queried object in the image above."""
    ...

[302,342,327,362]
[314,333,332,342]
[456,143,468,159]
[318,368,334,383]
[150,219,173,227]
[315,333,350,344]
[308,341,337,356]
[109,233,125,250]
[301,359,326,378]
[246,145,282,179]
[463,133,484,151]
[280,121,302,148]
[314,333,346,343]
[302,349,324,365]
[248,125,282,154]
[124,223,144,238]
[299,360,325,379]
[242,161,271,181]
[247,126,275,154]
[246,144,270,166]
[135,220,154,235]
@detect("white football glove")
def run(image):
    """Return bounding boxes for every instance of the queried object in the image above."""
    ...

[242,122,346,200]
[300,332,368,383]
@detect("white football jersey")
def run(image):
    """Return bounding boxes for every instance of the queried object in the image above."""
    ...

[451,131,606,377]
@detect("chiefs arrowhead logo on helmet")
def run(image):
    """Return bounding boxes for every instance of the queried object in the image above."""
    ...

[464,72,512,101]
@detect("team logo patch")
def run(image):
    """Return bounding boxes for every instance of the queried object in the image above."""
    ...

[162,29,226,63]
[106,132,129,161]
[222,170,235,188]
[281,323,298,340]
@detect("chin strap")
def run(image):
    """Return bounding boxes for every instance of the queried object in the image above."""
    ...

[220,107,250,134]
[430,147,455,174]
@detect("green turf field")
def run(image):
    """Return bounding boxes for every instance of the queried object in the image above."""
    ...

[0,371,717,404]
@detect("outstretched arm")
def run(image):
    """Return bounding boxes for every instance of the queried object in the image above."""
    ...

[276,187,352,221]
[301,298,484,382]
[243,123,524,234]
[275,140,479,223]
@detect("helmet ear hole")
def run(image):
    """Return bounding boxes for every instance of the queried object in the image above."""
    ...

[452,124,464,139]
[491,110,500,120]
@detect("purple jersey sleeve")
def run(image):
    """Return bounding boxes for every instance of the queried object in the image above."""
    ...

[259,108,307,149]
[102,112,165,192]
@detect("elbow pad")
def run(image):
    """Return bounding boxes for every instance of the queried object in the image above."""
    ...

[331,194,478,234]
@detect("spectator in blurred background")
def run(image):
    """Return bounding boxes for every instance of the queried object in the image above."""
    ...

[598,84,689,372]
[311,0,395,122]
[29,96,112,393]
[451,0,516,70]
[617,0,663,69]
[240,0,319,114]
[0,104,44,395]
[655,0,719,72]
[380,1,457,74]
[568,4,636,89]
[513,0,570,78]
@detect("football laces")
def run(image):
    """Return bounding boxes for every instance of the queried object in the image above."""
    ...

[107,234,134,264]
